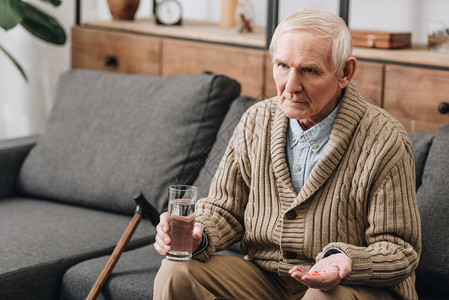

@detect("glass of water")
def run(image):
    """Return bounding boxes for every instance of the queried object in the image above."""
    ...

[166,185,198,261]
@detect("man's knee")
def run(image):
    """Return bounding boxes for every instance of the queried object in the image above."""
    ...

[302,285,395,300]
[302,285,356,300]
[153,259,196,298]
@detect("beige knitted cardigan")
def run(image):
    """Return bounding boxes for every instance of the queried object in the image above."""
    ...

[195,82,421,300]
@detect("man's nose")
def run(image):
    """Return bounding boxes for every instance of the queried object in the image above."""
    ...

[285,70,303,94]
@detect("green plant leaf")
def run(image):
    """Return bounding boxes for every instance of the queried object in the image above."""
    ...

[0,0,24,30]
[0,43,28,81]
[20,1,66,45]
[39,0,61,7]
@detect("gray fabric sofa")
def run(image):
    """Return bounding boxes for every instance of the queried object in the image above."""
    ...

[0,69,241,300]
[1,69,448,299]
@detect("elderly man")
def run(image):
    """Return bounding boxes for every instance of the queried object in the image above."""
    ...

[153,8,421,300]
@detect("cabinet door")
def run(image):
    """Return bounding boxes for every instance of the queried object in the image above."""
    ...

[71,26,161,75]
[161,39,265,98]
[384,65,449,133]
[264,54,277,99]
[352,61,384,107]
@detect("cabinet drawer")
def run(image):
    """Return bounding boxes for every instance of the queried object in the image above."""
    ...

[71,26,161,75]
[384,65,449,133]
[352,61,384,107]
[161,39,265,98]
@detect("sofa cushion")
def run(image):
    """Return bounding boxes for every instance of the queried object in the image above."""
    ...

[17,70,240,215]
[0,197,155,300]
[61,245,162,300]
[415,125,449,296]
[59,97,258,300]
[408,132,433,189]
[193,96,258,198]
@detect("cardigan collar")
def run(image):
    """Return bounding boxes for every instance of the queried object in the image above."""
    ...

[270,81,368,209]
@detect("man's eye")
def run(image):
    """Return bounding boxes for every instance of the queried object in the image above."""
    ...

[305,67,314,73]
[278,63,288,69]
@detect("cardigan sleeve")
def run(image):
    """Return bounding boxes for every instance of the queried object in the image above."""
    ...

[194,115,251,262]
[317,138,422,286]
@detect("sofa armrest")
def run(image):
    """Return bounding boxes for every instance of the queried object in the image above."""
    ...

[0,135,39,199]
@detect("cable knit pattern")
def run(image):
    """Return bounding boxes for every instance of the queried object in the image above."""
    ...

[195,81,421,300]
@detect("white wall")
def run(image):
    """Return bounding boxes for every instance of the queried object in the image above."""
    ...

[1,0,449,139]
[0,0,73,139]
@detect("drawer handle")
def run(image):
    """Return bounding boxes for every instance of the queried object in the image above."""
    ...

[438,102,449,115]
[367,35,377,47]
[105,55,118,67]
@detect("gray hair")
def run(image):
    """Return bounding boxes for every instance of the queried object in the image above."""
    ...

[269,8,353,75]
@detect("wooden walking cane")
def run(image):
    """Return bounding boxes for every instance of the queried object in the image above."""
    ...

[86,192,160,300]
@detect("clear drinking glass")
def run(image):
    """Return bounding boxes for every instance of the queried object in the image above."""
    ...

[166,185,198,261]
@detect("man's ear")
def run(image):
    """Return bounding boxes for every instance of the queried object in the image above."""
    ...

[338,57,357,89]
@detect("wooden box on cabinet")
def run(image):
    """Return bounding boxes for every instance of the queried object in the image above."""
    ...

[350,30,411,49]
[71,26,161,75]
[384,65,449,133]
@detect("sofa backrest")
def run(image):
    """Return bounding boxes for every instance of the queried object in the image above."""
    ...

[414,125,449,297]
[17,70,241,215]
[193,96,258,197]
[408,132,433,190]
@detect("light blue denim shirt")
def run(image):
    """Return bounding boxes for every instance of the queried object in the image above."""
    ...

[286,102,341,194]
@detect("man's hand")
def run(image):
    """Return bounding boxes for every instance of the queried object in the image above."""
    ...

[289,253,352,291]
[153,212,204,256]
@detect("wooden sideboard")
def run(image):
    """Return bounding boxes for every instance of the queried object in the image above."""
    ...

[71,19,270,99]
[351,47,449,133]
[71,19,449,133]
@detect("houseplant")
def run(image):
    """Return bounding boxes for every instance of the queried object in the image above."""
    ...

[0,0,66,81]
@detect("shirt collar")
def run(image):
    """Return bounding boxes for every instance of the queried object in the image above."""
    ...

[287,101,341,151]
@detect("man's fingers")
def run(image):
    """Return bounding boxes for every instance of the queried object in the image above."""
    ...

[290,271,327,290]
[193,222,204,240]
[293,273,331,290]
[155,221,171,245]
[290,272,305,284]
[289,265,342,291]
[154,239,170,255]
[156,217,204,255]
[338,264,351,278]
[289,266,310,285]
[289,266,307,276]
[159,212,169,232]
[156,232,170,246]
[154,212,172,256]
[156,223,165,235]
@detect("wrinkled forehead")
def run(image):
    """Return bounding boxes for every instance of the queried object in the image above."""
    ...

[273,29,332,53]
[273,30,333,58]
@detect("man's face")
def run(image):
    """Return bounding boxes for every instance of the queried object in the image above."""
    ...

[273,30,344,126]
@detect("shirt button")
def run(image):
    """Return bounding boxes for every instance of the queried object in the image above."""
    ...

[285,251,297,259]
[291,137,296,142]
[313,144,319,149]
[302,136,307,141]
[286,210,297,220]
[295,165,301,171]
